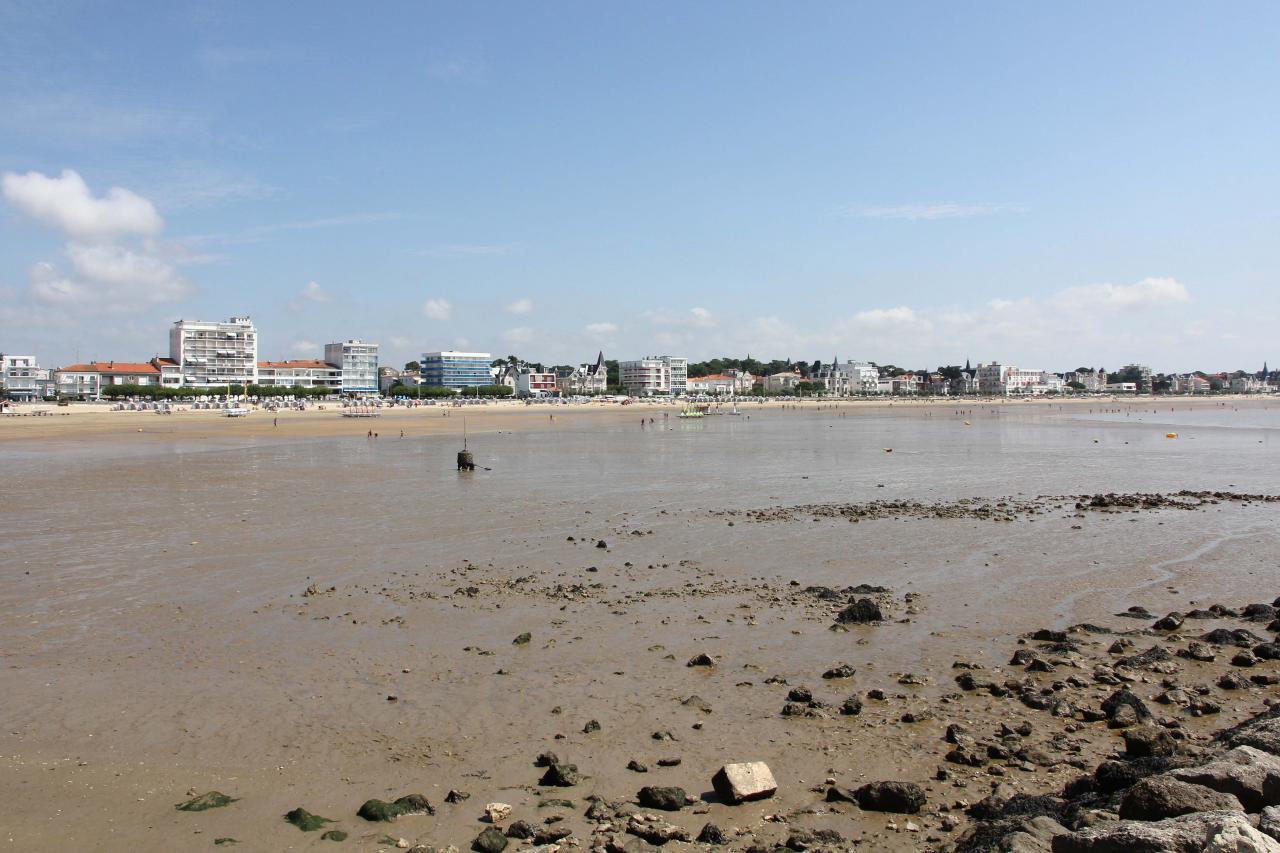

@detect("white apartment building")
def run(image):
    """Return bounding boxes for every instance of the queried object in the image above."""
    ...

[324,339,379,395]
[169,316,258,387]
[824,360,881,395]
[686,374,737,395]
[764,371,803,392]
[256,360,343,390]
[618,356,687,395]
[976,363,1063,395]
[516,370,558,396]
[1,354,54,400]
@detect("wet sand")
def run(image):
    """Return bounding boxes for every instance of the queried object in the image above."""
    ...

[2,399,1278,851]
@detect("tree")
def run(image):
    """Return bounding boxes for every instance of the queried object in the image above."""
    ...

[404,361,420,372]
[937,365,962,382]
[1067,380,1086,391]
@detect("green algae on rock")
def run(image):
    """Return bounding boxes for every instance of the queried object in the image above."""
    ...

[284,807,333,831]
[176,791,237,812]
[321,829,348,841]
[356,793,434,822]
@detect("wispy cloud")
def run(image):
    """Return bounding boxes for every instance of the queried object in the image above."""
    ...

[299,281,332,303]
[644,306,716,329]
[422,298,452,320]
[849,202,1027,221]
[506,297,533,314]
[416,243,514,257]
[584,321,618,337]
[186,212,398,246]
[502,326,534,345]
[426,57,484,80]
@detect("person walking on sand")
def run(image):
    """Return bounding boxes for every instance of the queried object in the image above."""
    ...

[368,430,372,438]
[400,429,404,438]
[273,417,277,428]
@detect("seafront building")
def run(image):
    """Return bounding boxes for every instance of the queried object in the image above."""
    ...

[53,359,181,399]
[420,351,493,389]
[324,340,379,395]
[516,370,558,396]
[169,316,259,387]
[559,352,608,395]
[976,362,1064,395]
[816,359,880,395]
[764,371,803,392]
[1,354,54,401]
[256,360,343,390]
[618,355,687,396]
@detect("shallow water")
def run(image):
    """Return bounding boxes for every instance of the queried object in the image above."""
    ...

[3,402,1279,851]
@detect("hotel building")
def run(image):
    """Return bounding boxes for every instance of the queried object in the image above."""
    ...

[169,316,258,387]
[421,351,493,389]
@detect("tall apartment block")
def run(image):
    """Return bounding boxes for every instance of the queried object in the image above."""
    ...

[169,316,258,387]
[324,339,379,395]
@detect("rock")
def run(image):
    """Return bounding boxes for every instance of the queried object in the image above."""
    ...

[505,821,534,839]
[822,664,855,679]
[854,781,927,814]
[1261,806,1280,842]
[840,695,863,716]
[1220,672,1254,690]
[1118,775,1245,820]
[176,791,237,812]
[485,803,512,823]
[540,762,581,787]
[1109,704,1140,729]
[1152,613,1184,631]
[473,827,509,853]
[1050,810,1280,852]
[687,653,715,667]
[1234,651,1260,667]
[1177,641,1215,662]
[787,686,813,702]
[712,762,778,804]
[1115,646,1173,671]
[284,807,333,832]
[1102,688,1152,726]
[696,823,726,845]
[826,785,857,804]
[321,829,348,842]
[1094,757,1174,794]
[1244,604,1278,622]
[1170,746,1280,811]
[681,695,712,713]
[1124,726,1177,758]
[625,815,691,844]
[1255,643,1280,660]
[834,598,883,624]
[357,794,434,822]
[636,786,689,811]
[1223,716,1280,757]
[785,828,844,851]
[445,789,471,803]
[1203,628,1262,647]
[583,719,601,734]
[534,751,560,767]
[627,760,649,773]
[533,826,573,845]
[513,632,532,645]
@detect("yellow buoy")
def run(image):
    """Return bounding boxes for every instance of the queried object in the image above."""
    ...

[1166,432,1178,439]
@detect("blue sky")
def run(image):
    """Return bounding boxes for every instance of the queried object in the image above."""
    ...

[2,1,1277,372]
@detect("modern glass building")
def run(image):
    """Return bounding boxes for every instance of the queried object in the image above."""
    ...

[324,339,379,395]
[421,351,493,389]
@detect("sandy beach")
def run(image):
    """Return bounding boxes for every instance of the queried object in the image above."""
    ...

[2,397,1279,851]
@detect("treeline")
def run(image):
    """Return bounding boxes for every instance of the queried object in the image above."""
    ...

[386,383,513,398]
[99,384,335,399]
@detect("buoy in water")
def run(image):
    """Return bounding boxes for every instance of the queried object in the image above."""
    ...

[883,447,893,453]
[457,450,475,471]
[1166,433,1178,439]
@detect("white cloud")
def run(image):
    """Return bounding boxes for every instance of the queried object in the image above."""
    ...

[422,298,452,320]
[290,340,319,356]
[506,297,533,314]
[852,306,932,330]
[850,202,1025,221]
[2,170,194,314]
[584,321,618,336]
[502,326,534,345]
[645,307,716,328]
[2,168,163,239]
[300,281,332,302]
[1052,276,1190,310]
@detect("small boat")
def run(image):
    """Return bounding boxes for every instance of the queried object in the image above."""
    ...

[341,407,380,418]
[223,407,251,417]
[677,404,704,419]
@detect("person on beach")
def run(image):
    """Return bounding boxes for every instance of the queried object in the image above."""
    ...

[273,417,277,428]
